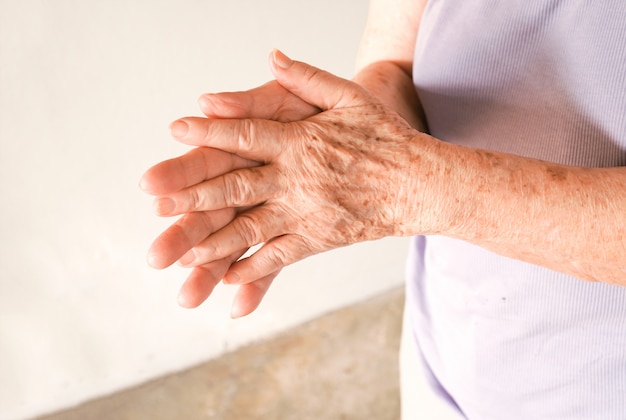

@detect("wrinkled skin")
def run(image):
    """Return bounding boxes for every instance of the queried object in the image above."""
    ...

[141,78,320,316]
[141,146,257,310]
[141,52,429,316]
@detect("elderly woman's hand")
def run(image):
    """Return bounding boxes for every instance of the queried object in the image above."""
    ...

[150,51,428,300]
[141,71,322,317]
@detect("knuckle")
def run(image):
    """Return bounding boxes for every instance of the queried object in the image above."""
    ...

[197,240,219,260]
[263,241,291,270]
[235,119,255,152]
[302,66,322,85]
[233,213,263,246]
[222,171,253,206]
[187,187,204,210]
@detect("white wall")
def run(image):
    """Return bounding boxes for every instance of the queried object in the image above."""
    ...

[0,1,409,418]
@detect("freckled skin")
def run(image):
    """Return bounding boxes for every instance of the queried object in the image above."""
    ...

[546,166,568,181]
[148,74,436,283]
[277,105,419,249]
[142,55,626,317]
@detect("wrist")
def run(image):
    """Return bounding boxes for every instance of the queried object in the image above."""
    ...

[390,133,458,238]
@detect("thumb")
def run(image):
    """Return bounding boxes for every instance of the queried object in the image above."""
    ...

[268,49,369,111]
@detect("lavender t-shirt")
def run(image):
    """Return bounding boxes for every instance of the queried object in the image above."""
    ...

[407,1,626,418]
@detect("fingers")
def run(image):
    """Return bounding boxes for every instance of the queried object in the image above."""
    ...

[224,235,313,285]
[147,53,363,318]
[178,205,288,266]
[147,208,236,269]
[169,116,286,162]
[177,246,280,318]
[268,49,371,111]
[230,271,280,318]
[198,80,320,122]
[140,147,258,196]
[177,262,228,309]
[179,260,279,318]
[153,166,281,216]
[177,249,246,308]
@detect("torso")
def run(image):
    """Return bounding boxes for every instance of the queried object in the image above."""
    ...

[408,1,626,418]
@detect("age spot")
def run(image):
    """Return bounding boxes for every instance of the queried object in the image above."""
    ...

[332,121,346,130]
[546,166,567,181]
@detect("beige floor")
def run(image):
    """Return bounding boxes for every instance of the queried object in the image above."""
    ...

[39,287,404,420]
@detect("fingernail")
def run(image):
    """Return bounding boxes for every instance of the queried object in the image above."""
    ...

[230,298,245,319]
[197,95,214,114]
[138,174,149,192]
[177,291,193,308]
[272,49,293,69]
[223,271,240,284]
[146,252,159,268]
[170,120,189,138]
[178,249,196,267]
[230,306,242,319]
[153,197,175,215]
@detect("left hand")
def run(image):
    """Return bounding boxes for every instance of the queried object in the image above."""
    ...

[142,68,323,317]
[141,146,259,311]
[153,50,429,289]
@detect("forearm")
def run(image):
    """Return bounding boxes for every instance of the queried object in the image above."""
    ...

[401,137,626,284]
[352,61,427,132]
[159,52,625,290]
[352,0,427,130]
